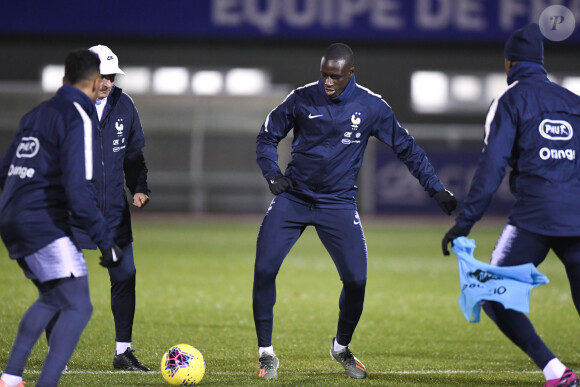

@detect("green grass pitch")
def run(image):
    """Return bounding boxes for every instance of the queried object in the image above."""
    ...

[0,215,578,386]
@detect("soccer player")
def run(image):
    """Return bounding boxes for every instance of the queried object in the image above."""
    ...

[442,23,580,387]
[0,49,122,387]
[254,43,457,379]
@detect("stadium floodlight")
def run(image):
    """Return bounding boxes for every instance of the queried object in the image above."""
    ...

[152,67,189,95]
[41,65,65,92]
[562,77,580,96]
[192,70,224,95]
[411,71,448,113]
[547,73,559,84]
[450,75,481,102]
[225,68,269,95]
[116,67,151,94]
[484,73,507,102]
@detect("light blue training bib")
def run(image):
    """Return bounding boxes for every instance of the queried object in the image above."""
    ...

[452,236,549,323]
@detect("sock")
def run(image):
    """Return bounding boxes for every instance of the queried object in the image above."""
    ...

[258,346,274,357]
[333,338,347,352]
[116,342,131,355]
[1,373,23,386]
[543,358,567,380]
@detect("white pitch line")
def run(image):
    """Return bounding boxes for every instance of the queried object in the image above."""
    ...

[7,369,542,375]
[211,370,543,375]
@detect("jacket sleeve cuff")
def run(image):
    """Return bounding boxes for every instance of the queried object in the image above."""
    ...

[428,182,446,197]
[455,215,475,233]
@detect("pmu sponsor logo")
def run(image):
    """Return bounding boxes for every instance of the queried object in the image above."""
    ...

[539,147,576,160]
[8,164,35,179]
[539,119,573,140]
[467,269,502,283]
[16,137,39,158]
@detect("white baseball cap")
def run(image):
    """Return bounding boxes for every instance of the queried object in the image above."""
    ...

[89,44,125,75]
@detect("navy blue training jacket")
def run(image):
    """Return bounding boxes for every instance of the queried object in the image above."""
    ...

[72,86,149,249]
[456,62,580,236]
[256,75,445,208]
[0,85,114,259]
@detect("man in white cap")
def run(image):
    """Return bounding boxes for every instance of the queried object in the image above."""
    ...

[46,44,151,371]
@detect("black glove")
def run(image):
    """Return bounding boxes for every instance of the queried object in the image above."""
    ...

[442,224,470,256]
[99,244,124,268]
[268,176,294,195]
[433,189,458,216]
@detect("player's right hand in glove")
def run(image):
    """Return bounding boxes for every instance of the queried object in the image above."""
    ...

[441,224,470,256]
[99,244,124,268]
[268,176,294,195]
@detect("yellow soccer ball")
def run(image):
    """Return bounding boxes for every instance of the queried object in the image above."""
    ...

[161,344,205,386]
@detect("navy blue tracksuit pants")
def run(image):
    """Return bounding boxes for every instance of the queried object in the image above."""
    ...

[482,224,580,370]
[253,195,367,348]
[46,243,136,344]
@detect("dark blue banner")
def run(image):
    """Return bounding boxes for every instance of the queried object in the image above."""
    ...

[374,148,514,214]
[2,0,580,42]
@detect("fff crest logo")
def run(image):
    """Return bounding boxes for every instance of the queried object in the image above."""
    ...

[115,120,124,136]
[351,112,361,130]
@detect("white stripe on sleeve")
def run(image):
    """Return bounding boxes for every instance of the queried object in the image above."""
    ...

[72,102,93,180]
[264,113,270,132]
[483,80,518,146]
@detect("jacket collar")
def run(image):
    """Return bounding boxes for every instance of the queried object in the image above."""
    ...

[56,85,97,116]
[317,74,356,103]
[99,86,124,122]
[507,61,547,85]
[107,85,123,106]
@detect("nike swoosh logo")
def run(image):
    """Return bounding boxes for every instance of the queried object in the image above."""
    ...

[308,113,323,119]
[354,220,361,225]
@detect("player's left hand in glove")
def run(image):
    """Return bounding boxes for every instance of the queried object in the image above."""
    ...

[442,225,470,256]
[268,176,294,195]
[433,189,457,215]
[99,244,124,268]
